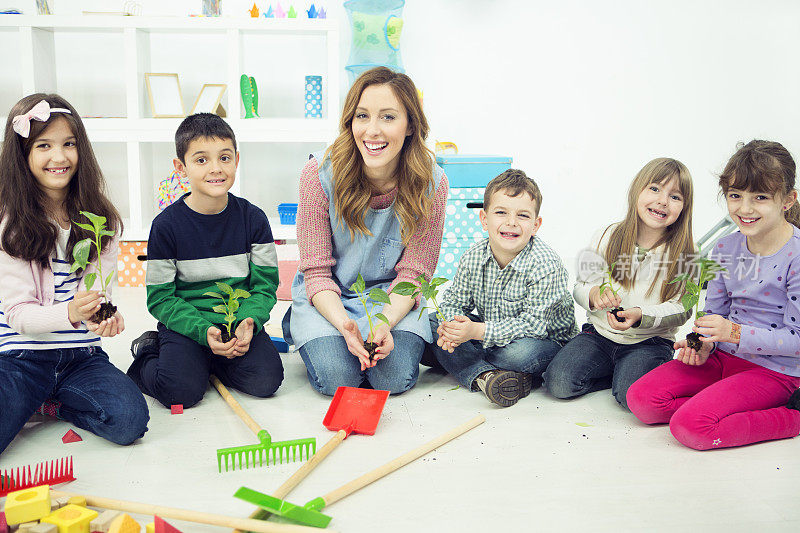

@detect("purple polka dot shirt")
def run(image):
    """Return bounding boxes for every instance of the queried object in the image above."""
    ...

[706,227,800,376]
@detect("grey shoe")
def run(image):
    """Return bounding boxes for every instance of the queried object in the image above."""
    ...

[475,370,524,407]
[130,330,159,360]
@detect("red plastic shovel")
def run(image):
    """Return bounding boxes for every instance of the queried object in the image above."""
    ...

[238,386,389,530]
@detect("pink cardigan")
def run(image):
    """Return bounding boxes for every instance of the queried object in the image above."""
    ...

[0,222,119,334]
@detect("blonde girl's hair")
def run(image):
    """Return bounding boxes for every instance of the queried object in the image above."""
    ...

[325,67,435,244]
[602,158,694,302]
[719,140,800,228]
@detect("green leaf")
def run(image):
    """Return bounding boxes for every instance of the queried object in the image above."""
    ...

[368,288,391,304]
[80,211,107,231]
[669,272,691,283]
[215,282,234,295]
[99,229,115,237]
[696,310,706,318]
[229,299,239,313]
[104,270,115,290]
[73,222,94,232]
[391,281,418,296]
[422,287,437,300]
[681,293,698,312]
[374,312,390,326]
[430,277,449,288]
[351,273,366,295]
[203,291,224,299]
[212,304,228,314]
[71,238,92,268]
[233,289,251,300]
[69,261,82,274]
[84,272,97,291]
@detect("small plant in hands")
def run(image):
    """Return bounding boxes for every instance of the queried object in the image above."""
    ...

[669,255,727,351]
[351,273,391,362]
[69,211,117,322]
[598,261,623,320]
[204,282,251,343]
[392,275,448,321]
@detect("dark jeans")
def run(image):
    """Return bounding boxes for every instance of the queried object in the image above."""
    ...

[127,322,283,409]
[0,346,149,454]
[543,324,674,410]
[428,314,562,389]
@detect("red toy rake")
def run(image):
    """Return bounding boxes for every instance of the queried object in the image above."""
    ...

[0,456,75,496]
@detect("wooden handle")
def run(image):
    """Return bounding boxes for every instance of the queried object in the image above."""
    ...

[234,429,348,532]
[210,375,263,437]
[49,490,331,533]
[321,414,485,507]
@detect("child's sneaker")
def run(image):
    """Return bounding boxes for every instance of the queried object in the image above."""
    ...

[788,388,800,411]
[130,330,159,360]
[474,370,525,407]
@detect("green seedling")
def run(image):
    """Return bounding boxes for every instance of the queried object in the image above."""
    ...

[669,254,727,351]
[204,282,251,342]
[598,261,624,320]
[350,273,391,360]
[392,274,449,321]
[69,211,118,322]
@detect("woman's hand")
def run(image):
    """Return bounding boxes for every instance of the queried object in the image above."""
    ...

[607,307,642,331]
[673,338,713,366]
[68,290,102,324]
[341,318,372,371]
[88,311,125,338]
[589,286,622,311]
[367,322,394,368]
[693,314,741,344]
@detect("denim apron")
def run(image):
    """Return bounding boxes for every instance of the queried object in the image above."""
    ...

[286,151,442,349]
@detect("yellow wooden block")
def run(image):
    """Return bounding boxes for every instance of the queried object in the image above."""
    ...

[89,510,120,533]
[41,504,98,533]
[108,513,141,533]
[3,484,51,525]
[66,497,86,508]
[145,523,155,533]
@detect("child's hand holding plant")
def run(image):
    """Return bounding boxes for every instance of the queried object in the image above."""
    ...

[393,275,455,349]
[590,261,624,320]
[204,282,252,357]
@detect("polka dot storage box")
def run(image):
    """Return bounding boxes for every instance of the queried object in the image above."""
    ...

[434,154,513,278]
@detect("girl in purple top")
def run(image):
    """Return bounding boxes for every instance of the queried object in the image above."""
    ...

[628,140,800,450]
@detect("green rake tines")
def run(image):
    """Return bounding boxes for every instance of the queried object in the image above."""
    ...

[211,376,316,473]
[217,430,316,473]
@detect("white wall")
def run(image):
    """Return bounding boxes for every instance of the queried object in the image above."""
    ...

[7,0,800,273]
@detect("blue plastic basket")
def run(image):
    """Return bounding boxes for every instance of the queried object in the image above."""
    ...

[278,203,298,225]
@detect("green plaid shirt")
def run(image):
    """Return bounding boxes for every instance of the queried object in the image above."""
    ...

[439,237,578,348]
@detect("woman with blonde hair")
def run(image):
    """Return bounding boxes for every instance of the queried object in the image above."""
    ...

[283,67,448,395]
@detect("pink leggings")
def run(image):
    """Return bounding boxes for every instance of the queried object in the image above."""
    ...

[627,351,800,450]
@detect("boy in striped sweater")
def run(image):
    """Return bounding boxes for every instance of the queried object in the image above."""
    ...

[126,114,283,408]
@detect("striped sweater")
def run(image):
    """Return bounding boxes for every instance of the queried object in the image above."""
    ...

[145,193,279,347]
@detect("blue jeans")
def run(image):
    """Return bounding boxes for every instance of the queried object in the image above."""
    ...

[0,346,149,454]
[543,324,674,410]
[127,323,284,409]
[297,332,425,396]
[428,314,562,389]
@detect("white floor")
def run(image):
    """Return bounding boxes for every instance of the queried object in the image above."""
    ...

[2,287,799,532]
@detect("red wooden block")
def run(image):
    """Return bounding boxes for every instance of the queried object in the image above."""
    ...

[154,516,182,533]
[170,405,183,415]
[0,511,8,533]
[61,429,82,443]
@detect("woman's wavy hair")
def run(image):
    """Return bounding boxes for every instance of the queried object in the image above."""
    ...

[602,158,694,302]
[325,67,435,243]
[719,140,800,228]
[0,93,122,268]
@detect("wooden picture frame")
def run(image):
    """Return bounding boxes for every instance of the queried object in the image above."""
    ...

[190,83,227,117]
[144,73,185,118]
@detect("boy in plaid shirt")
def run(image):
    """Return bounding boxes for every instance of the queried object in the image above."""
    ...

[429,169,577,407]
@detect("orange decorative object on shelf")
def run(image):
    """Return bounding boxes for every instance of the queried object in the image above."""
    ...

[118,241,147,287]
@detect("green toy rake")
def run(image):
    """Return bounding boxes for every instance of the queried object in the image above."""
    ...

[211,376,316,473]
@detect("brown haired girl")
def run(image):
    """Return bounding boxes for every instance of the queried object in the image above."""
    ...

[282,67,448,395]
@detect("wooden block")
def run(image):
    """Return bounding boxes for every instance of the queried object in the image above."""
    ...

[108,513,141,533]
[3,485,51,525]
[145,523,155,533]
[28,524,58,533]
[66,497,86,508]
[169,405,183,415]
[89,510,120,533]
[153,516,182,533]
[56,497,71,509]
[16,522,39,532]
[0,511,7,533]
[41,504,98,533]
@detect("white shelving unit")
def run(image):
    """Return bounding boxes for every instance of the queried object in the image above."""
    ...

[0,15,339,240]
